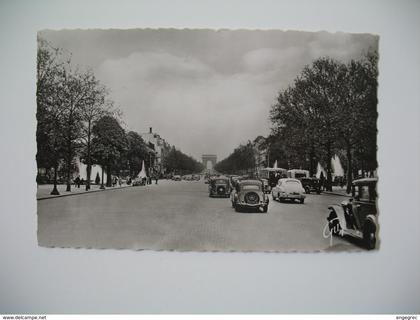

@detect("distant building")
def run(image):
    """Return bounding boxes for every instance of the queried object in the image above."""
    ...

[140,127,171,174]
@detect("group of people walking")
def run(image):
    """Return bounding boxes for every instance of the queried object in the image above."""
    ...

[73,173,159,189]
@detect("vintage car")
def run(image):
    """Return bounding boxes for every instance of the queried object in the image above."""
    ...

[271,178,306,203]
[300,177,321,194]
[261,178,271,194]
[326,178,378,250]
[208,176,231,197]
[287,169,309,179]
[172,175,181,181]
[229,175,241,189]
[231,180,269,213]
[132,177,146,186]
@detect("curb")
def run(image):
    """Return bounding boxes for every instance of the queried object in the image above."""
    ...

[37,185,134,201]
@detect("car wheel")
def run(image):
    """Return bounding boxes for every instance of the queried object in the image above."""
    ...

[300,198,305,204]
[363,223,376,250]
[327,211,341,236]
[279,197,284,203]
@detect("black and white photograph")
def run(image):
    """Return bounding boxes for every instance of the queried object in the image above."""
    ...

[36,28,379,252]
[2,0,420,315]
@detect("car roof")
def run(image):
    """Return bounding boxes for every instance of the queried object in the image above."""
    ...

[211,175,228,180]
[238,179,262,186]
[287,169,308,173]
[279,178,301,183]
[353,177,378,185]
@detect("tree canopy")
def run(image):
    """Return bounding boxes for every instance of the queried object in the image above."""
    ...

[214,142,256,174]
[269,52,378,190]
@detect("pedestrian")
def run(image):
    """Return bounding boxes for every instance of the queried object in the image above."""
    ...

[75,176,81,188]
[320,172,325,191]
[80,178,84,186]
[118,177,122,187]
[155,175,158,185]
[95,172,100,185]
[340,177,345,188]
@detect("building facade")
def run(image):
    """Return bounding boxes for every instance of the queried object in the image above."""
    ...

[253,136,268,173]
[140,127,171,175]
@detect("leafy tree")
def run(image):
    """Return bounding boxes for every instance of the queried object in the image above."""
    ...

[335,52,378,192]
[269,55,377,191]
[91,115,128,187]
[125,131,151,177]
[78,73,113,190]
[163,147,203,174]
[36,38,67,194]
[215,142,256,174]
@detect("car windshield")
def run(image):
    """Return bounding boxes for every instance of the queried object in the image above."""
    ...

[214,179,227,184]
[286,181,301,186]
[295,173,307,178]
[242,185,260,191]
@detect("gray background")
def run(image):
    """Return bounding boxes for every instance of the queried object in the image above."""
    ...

[0,0,419,313]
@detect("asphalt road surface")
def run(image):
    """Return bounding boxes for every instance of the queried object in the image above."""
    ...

[37,179,360,252]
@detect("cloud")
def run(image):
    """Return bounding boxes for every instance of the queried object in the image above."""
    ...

[68,29,378,161]
[97,51,277,160]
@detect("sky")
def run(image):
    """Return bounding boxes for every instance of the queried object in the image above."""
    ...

[39,29,378,161]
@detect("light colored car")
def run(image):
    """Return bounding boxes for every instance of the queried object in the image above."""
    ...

[271,178,306,204]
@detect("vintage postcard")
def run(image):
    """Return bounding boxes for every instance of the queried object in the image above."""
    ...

[36,29,379,252]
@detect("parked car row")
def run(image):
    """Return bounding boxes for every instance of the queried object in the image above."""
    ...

[171,174,201,181]
[205,172,378,250]
[207,175,308,212]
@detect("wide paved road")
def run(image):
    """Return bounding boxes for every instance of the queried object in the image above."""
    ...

[38,179,360,252]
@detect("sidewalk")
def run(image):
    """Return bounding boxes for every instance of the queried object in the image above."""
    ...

[322,186,352,197]
[37,183,131,200]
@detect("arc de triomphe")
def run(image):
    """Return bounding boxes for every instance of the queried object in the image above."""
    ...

[202,154,217,171]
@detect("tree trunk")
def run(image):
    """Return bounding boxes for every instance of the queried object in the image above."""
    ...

[326,142,333,191]
[106,165,112,187]
[65,111,73,192]
[346,142,353,194]
[66,148,72,192]
[309,144,315,177]
[85,121,91,191]
[100,165,105,189]
[50,163,60,195]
